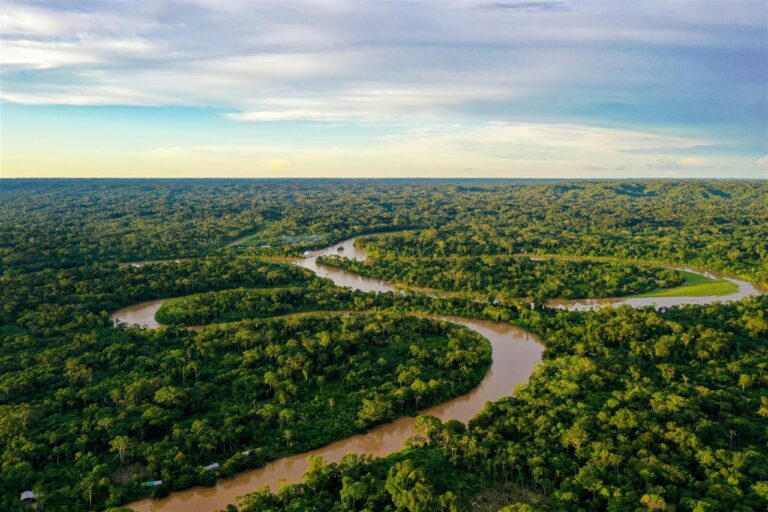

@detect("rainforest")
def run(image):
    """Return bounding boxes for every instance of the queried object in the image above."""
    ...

[0,179,766,512]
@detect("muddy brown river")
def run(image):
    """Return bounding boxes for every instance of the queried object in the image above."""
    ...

[111,235,761,512]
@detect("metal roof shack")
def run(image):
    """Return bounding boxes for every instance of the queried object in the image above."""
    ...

[20,491,38,503]
[141,480,163,488]
[203,462,220,471]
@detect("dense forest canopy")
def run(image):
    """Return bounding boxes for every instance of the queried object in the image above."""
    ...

[1,179,766,285]
[239,297,768,512]
[0,179,766,512]
[1,307,490,510]
[317,253,684,300]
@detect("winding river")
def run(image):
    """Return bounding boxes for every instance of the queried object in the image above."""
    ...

[112,236,762,512]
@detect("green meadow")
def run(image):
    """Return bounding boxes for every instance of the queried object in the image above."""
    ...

[634,270,738,297]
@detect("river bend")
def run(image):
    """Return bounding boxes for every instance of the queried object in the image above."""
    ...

[112,235,760,512]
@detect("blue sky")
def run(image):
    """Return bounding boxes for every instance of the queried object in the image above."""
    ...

[1,0,766,178]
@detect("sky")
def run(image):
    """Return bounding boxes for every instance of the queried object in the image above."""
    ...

[1,0,767,179]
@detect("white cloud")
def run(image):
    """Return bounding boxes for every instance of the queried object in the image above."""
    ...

[224,84,522,122]
[1,0,765,110]
[0,3,92,35]
[375,122,712,159]
[226,110,359,122]
[646,157,711,170]
[0,0,765,179]
[1,40,102,68]
[141,121,719,175]
[0,85,173,106]
[1,37,159,69]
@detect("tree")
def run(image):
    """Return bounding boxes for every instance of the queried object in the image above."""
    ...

[154,385,184,406]
[385,460,436,512]
[109,436,131,465]
[357,395,393,426]
[640,494,668,510]
[340,476,368,510]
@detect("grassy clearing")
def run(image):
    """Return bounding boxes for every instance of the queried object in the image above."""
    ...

[634,271,738,297]
[227,231,263,246]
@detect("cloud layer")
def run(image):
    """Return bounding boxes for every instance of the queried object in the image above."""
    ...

[1,0,766,177]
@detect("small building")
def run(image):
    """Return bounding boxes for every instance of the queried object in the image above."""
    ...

[337,246,344,252]
[141,480,163,488]
[20,491,38,503]
[203,462,220,472]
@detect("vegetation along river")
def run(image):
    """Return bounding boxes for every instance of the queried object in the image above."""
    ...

[110,235,762,512]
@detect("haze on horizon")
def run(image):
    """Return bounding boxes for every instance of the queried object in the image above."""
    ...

[1,0,766,179]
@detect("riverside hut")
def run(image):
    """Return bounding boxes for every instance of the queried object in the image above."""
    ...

[20,491,38,504]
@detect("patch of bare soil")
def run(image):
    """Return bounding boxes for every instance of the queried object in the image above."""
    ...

[111,462,148,484]
[468,483,543,511]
